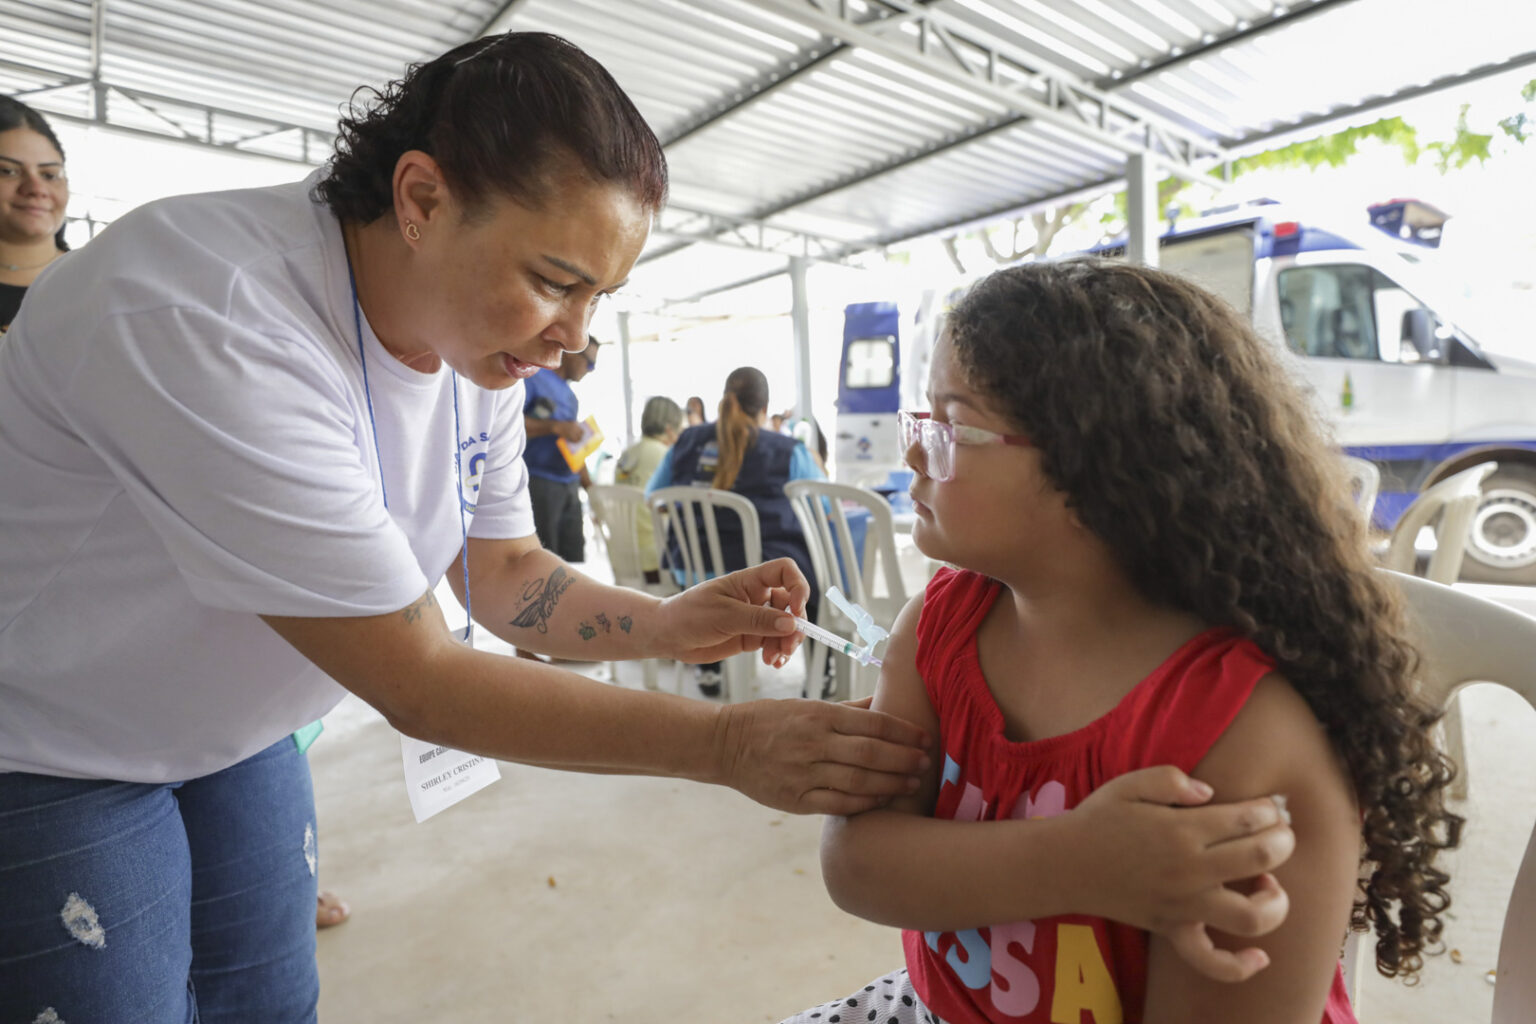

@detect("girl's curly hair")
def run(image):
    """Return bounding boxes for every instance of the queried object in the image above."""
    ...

[946,258,1462,980]
[314,31,667,224]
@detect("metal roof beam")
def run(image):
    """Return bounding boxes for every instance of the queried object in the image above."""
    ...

[6,58,334,165]
[650,205,851,261]
[832,46,1536,256]
[662,43,846,147]
[1225,49,1536,154]
[757,0,1229,170]
[661,0,947,148]
[662,265,794,308]
[636,0,1233,267]
[89,0,107,120]
[1092,0,1353,94]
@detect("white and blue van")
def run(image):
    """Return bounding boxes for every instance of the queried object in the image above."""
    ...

[833,201,1536,584]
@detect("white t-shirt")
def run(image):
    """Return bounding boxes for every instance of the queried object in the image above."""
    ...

[0,174,535,782]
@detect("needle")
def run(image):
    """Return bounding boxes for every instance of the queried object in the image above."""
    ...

[790,614,883,667]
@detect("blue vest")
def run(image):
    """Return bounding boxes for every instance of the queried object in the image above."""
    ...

[665,424,818,611]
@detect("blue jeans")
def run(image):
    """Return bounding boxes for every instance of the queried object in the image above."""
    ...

[0,739,320,1023]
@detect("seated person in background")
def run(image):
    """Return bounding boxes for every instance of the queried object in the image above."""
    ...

[650,367,824,695]
[776,260,1460,1024]
[614,395,683,584]
[791,414,829,475]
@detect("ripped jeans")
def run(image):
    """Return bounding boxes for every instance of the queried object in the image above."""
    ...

[0,738,320,1023]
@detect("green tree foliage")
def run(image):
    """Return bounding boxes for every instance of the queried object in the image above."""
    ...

[943,76,1535,263]
[1497,79,1536,144]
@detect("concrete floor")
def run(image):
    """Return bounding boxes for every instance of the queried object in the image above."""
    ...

[311,654,903,1023]
[309,575,1536,1023]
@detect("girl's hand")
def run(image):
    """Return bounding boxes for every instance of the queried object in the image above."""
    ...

[655,558,811,667]
[1071,766,1295,982]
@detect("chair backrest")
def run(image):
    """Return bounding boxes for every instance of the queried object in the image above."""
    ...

[785,480,910,701]
[1383,462,1497,583]
[783,479,908,621]
[1387,570,1536,1022]
[1341,455,1381,524]
[587,484,652,589]
[647,486,762,589]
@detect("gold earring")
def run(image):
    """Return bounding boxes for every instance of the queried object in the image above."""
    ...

[404,221,421,241]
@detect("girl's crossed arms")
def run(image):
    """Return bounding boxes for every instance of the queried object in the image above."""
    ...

[777,260,1459,1024]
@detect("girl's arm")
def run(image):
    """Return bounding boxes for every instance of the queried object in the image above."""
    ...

[821,593,1299,979]
[1142,673,1362,1023]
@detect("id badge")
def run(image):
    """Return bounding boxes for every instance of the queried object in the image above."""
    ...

[399,624,499,823]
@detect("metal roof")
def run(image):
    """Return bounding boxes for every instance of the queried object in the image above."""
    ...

[4,0,1534,303]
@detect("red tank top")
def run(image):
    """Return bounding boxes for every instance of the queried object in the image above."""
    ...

[902,568,1356,1024]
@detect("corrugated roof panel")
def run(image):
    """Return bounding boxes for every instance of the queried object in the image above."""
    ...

[3,0,94,75]
[7,0,1534,301]
[512,0,817,139]
[1136,0,1536,143]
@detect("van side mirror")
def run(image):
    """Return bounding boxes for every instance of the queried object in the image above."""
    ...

[1401,308,1443,363]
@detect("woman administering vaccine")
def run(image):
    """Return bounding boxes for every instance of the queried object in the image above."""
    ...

[0,33,1291,1020]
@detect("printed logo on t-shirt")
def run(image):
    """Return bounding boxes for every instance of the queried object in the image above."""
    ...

[922,752,1127,1023]
[458,430,490,514]
[696,441,719,481]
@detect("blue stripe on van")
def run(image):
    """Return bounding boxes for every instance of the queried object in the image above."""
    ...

[1344,440,1536,530]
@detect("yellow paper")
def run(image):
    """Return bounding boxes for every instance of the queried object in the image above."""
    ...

[556,416,604,471]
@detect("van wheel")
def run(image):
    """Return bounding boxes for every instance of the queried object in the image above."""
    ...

[1459,464,1536,585]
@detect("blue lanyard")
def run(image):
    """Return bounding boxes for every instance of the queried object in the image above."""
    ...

[347,259,473,643]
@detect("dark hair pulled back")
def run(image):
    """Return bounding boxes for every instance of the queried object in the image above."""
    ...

[314,31,667,224]
[0,96,69,252]
[946,259,1462,981]
[713,367,770,491]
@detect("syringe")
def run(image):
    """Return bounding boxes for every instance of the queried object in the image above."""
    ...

[791,614,883,668]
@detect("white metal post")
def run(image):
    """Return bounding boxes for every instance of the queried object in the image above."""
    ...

[789,256,818,454]
[1126,152,1159,268]
[616,310,635,449]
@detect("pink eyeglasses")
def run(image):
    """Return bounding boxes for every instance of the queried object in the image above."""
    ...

[897,410,1031,482]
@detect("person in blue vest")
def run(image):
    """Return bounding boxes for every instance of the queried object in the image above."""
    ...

[523,335,599,562]
[649,366,824,695]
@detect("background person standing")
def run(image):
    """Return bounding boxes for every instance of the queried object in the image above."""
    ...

[0,96,69,335]
[523,335,600,562]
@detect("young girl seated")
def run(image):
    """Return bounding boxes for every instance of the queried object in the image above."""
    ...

[779,260,1461,1024]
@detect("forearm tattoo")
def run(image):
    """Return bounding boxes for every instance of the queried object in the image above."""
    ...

[508,567,573,634]
[578,612,615,643]
[401,590,437,624]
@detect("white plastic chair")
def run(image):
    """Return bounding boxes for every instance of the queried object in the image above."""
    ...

[1341,455,1381,525]
[784,480,909,701]
[588,484,676,690]
[1343,570,1536,1022]
[1382,462,1498,797]
[647,486,763,703]
[1382,463,1497,584]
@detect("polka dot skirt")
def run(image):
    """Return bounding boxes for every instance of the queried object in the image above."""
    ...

[778,968,950,1024]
